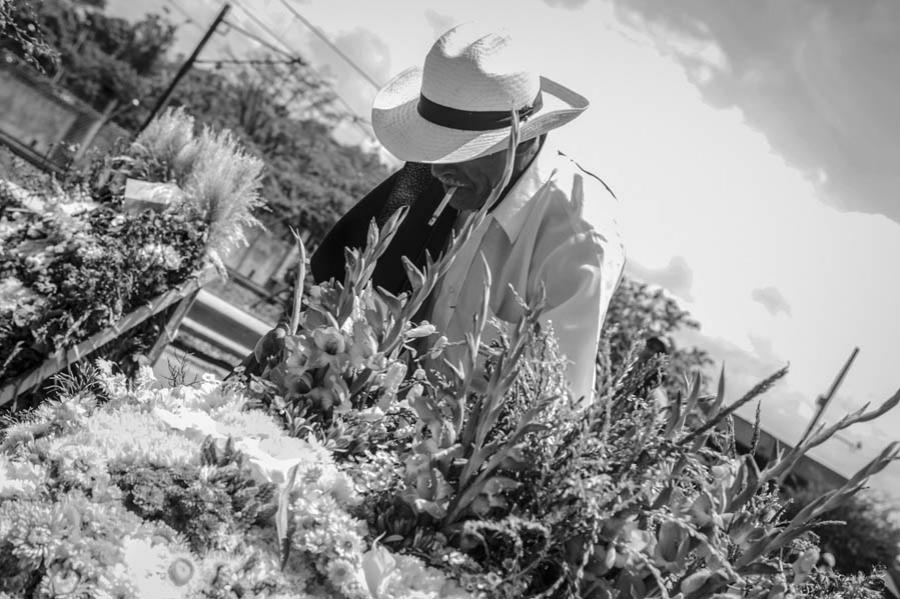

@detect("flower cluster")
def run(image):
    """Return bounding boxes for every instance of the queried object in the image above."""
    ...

[246,211,449,461]
[0,361,462,598]
[1,106,262,389]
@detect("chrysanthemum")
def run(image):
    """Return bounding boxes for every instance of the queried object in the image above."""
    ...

[332,530,363,558]
[326,558,357,587]
[0,455,46,498]
[74,407,198,468]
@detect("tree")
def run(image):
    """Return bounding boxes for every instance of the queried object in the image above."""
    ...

[4,0,175,129]
[5,0,387,246]
[171,63,389,245]
[0,0,58,71]
[601,275,713,396]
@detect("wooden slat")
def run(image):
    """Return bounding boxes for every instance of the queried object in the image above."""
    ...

[0,269,215,408]
[145,288,202,366]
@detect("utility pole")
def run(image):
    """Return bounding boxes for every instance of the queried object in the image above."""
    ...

[138,3,231,133]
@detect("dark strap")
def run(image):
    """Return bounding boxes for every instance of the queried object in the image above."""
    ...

[417,92,543,131]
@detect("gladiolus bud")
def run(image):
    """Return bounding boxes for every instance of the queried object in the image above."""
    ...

[407,323,437,339]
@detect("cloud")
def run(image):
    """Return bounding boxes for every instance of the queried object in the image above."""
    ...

[609,0,900,225]
[626,255,694,301]
[751,286,792,317]
[542,0,591,9]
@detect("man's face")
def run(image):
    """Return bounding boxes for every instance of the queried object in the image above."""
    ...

[430,140,539,213]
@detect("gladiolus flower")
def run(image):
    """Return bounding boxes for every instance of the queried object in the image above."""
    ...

[313,327,346,355]
[406,322,436,339]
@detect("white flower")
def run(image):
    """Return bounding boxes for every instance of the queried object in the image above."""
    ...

[117,536,199,599]
[406,322,437,339]
[152,408,224,441]
[0,456,45,498]
[139,243,184,270]
[0,277,44,317]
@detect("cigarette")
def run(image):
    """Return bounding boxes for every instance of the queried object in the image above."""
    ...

[428,187,456,226]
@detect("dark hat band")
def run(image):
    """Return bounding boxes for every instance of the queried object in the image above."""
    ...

[417,91,543,131]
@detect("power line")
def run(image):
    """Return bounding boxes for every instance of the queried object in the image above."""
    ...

[225,0,378,141]
[216,46,376,143]
[276,0,381,90]
[162,0,203,30]
[221,18,300,62]
[147,0,378,144]
[141,3,232,132]
[195,57,306,66]
[165,0,295,62]
[229,0,308,61]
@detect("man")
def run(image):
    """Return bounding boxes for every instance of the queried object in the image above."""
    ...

[251,22,626,403]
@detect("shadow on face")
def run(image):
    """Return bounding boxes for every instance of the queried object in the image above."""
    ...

[430,136,544,212]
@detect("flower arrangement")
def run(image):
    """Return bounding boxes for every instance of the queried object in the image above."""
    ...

[0,362,463,598]
[3,111,898,598]
[236,206,899,598]
[0,108,262,387]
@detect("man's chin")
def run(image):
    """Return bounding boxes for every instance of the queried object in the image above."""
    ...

[448,189,485,212]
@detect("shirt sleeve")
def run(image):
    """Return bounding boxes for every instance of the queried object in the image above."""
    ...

[532,229,610,405]
[528,161,626,405]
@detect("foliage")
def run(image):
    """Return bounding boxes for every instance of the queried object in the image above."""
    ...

[127,107,265,269]
[600,276,713,397]
[785,487,900,575]
[0,0,57,71]
[242,195,900,597]
[0,362,464,598]
[172,65,391,246]
[3,0,175,129]
[6,0,388,250]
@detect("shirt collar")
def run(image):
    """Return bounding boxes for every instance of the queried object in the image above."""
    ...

[490,138,561,241]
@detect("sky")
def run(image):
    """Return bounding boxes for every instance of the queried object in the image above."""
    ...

[109,0,900,498]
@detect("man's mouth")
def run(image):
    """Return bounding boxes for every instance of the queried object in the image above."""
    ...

[438,177,468,189]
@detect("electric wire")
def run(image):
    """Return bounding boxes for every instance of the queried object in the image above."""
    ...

[276,0,381,90]
[195,57,306,66]
[226,0,378,140]
[162,0,378,142]
[220,18,301,62]
[162,0,203,28]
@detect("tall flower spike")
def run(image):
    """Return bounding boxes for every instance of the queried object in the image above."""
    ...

[289,228,307,336]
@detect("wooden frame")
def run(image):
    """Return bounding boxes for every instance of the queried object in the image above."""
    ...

[0,269,215,409]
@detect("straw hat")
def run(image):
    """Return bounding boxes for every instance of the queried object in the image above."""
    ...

[372,22,589,164]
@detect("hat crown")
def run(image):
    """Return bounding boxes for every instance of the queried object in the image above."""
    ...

[420,23,540,113]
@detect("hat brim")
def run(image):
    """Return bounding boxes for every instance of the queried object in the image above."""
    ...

[372,67,589,164]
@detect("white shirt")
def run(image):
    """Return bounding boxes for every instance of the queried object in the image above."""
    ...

[430,141,626,403]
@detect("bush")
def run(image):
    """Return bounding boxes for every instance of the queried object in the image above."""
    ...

[0,0,58,71]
